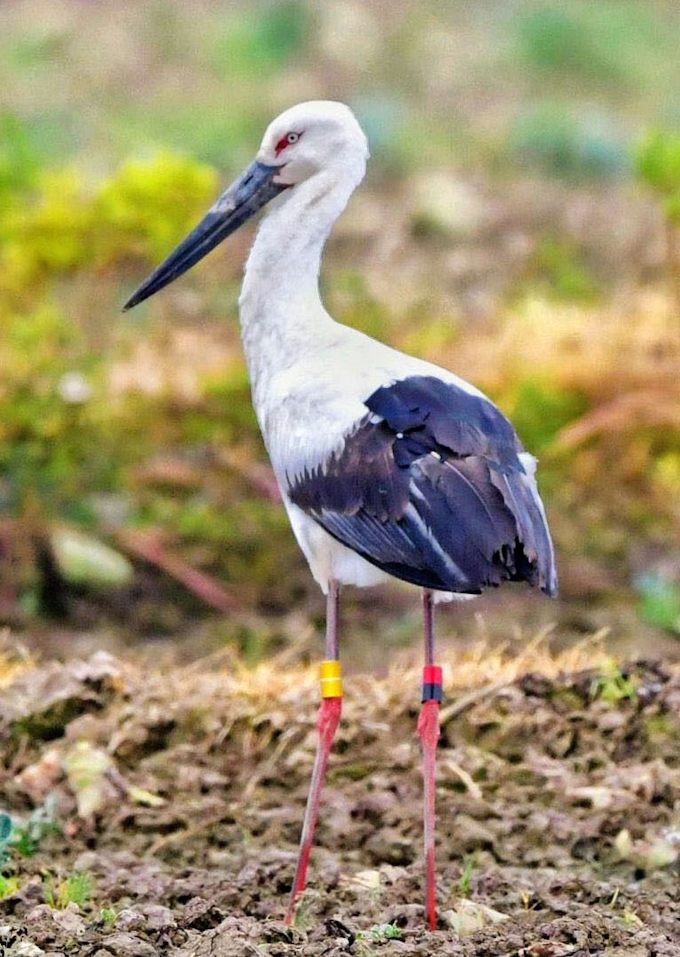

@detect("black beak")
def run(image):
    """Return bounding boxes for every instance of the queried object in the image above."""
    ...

[123,160,286,310]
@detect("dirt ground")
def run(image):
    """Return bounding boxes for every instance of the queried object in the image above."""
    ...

[0,637,679,957]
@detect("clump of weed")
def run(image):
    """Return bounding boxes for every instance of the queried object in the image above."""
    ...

[291,890,315,931]
[590,664,637,704]
[355,923,403,956]
[100,907,117,927]
[12,797,59,857]
[0,798,59,869]
[459,856,474,897]
[0,814,19,899]
[43,870,92,910]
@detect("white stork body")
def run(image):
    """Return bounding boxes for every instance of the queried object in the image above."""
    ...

[240,295,477,593]
[242,309,542,595]
[124,100,557,930]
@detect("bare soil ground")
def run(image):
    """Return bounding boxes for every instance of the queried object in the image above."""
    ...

[1,641,679,956]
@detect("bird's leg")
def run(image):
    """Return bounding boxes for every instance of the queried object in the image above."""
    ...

[284,580,342,925]
[418,587,442,931]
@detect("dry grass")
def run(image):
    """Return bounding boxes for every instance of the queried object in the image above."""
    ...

[445,289,679,400]
[135,626,620,729]
[0,630,33,688]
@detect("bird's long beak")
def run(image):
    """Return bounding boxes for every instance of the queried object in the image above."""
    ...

[123,160,286,310]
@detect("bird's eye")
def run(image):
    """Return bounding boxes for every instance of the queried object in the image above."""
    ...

[275,131,302,156]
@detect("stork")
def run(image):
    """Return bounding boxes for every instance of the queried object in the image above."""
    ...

[124,100,557,930]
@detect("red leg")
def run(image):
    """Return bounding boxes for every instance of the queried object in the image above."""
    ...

[285,581,342,925]
[418,589,441,931]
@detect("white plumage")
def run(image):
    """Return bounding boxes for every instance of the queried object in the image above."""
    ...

[124,99,557,928]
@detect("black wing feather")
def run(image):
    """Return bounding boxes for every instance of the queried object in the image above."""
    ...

[288,375,557,595]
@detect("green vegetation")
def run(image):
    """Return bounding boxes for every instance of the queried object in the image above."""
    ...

[100,906,118,926]
[0,874,20,899]
[0,813,13,869]
[526,237,600,302]
[10,798,59,858]
[357,922,402,941]
[356,923,403,956]
[513,2,665,86]
[635,571,680,635]
[504,379,588,454]
[0,144,300,616]
[508,106,628,181]
[1,150,217,291]
[0,814,18,901]
[635,130,680,221]
[0,801,89,909]
[0,801,62,902]
[0,0,677,639]
[0,799,59,867]
[635,129,680,305]
[590,665,637,704]
[207,2,309,78]
[43,870,92,909]
[459,856,474,897]
[0,150,218,527]
[291,890,314,931]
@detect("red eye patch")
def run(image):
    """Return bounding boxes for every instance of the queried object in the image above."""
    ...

[275,131,302,157]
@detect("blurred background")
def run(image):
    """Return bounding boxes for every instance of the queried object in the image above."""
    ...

[1,0,679,668]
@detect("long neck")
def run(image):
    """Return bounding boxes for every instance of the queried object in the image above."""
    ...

[238,169,358,399]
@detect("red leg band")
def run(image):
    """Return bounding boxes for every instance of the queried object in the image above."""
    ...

[422,665,443,702]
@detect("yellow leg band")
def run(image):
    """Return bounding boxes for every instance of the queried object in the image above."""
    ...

[320,660,343,698]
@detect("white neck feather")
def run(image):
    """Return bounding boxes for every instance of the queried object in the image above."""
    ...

[238,163,363,400]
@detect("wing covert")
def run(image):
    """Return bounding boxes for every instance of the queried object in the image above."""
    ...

[287,375,557,595]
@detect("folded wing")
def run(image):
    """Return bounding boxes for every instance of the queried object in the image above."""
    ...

[287,375,557,595]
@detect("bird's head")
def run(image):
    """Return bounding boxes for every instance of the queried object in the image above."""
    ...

[123,101,368,310]
[257,100,369,188]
